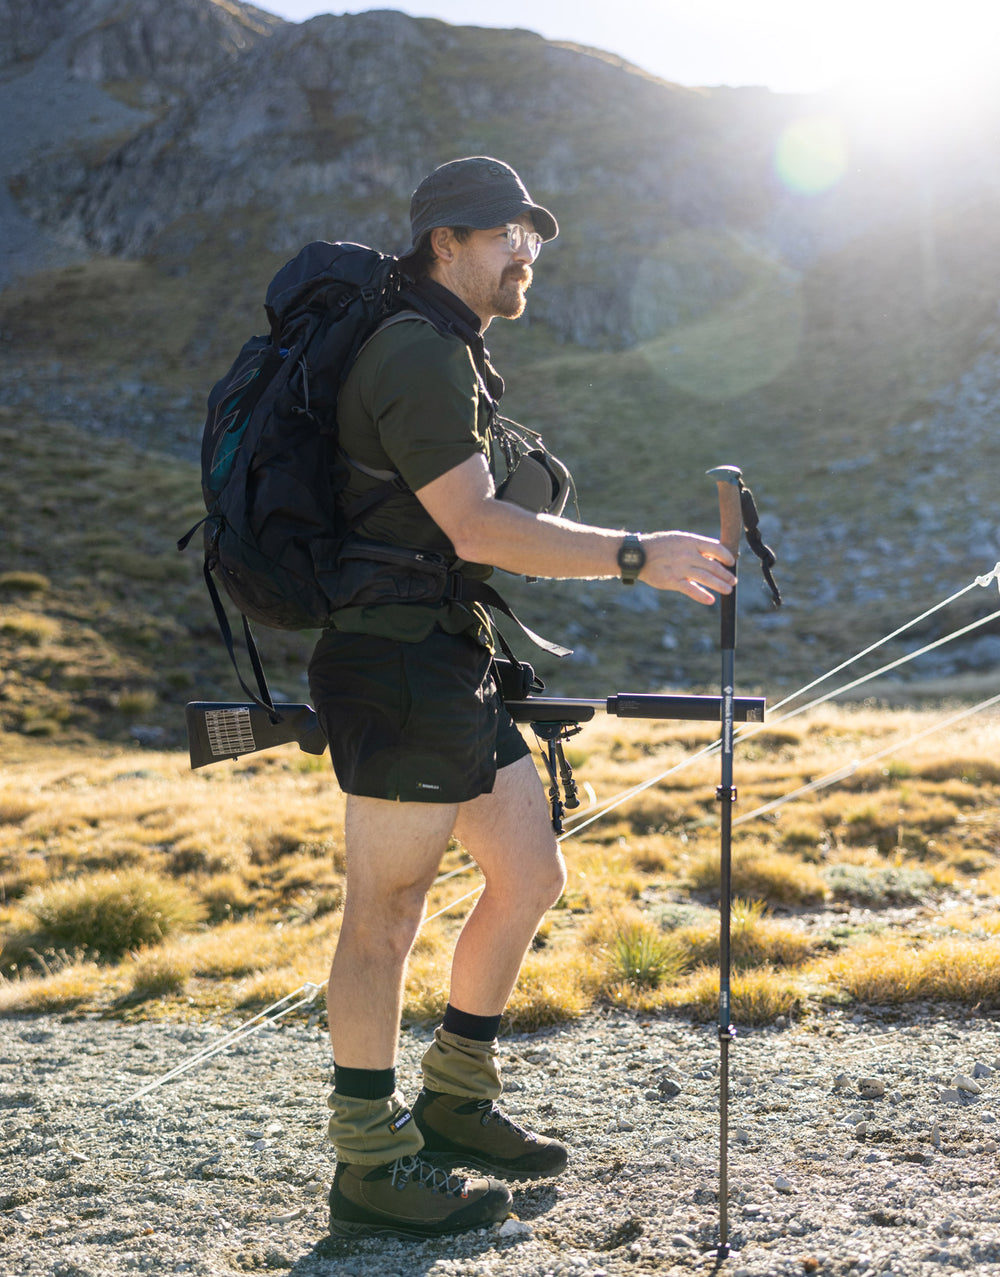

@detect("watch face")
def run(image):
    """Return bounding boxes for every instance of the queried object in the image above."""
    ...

[617,537,646,579]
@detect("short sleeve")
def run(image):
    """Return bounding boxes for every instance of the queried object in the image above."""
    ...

[362,322,488,491]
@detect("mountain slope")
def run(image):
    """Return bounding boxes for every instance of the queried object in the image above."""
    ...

[2,0,1000,744]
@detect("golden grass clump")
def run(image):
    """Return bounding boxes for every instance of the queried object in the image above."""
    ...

[15,868,205,961]
[0,959,111,1013]
[127,947,192,1000]
[501,950,593,1031]
[0,610,60,645]
[687,840,827,905]
[824,934,1000,1007]
[672,898,815,971]
[0,570,51,595]
[663,964,803,1025]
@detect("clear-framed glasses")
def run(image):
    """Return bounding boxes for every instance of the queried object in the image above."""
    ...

[504,223,543,261]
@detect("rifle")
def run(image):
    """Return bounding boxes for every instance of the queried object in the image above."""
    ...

[184,692,765,824]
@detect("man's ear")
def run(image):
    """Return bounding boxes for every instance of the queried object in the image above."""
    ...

[429,226,455,263]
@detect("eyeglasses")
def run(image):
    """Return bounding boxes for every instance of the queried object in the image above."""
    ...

[504,223,543,261]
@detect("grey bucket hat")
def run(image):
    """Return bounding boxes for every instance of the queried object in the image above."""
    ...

[401,156,558,256]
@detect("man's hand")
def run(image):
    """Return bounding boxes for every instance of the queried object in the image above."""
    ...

[634,531,736,605]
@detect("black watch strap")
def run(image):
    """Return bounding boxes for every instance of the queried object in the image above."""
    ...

[617,533,646,586]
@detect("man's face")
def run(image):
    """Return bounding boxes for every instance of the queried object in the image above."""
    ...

[436,217,537,329]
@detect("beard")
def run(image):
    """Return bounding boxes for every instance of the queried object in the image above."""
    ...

[492,265,533,319]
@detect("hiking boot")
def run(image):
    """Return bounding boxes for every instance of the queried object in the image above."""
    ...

[328,1154,512,1239]
[412,1087,568,1181]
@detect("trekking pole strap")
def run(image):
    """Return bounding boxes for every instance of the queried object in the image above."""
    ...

[707,464,782,613]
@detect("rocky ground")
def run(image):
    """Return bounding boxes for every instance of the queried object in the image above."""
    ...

[3,1004,1000,1276]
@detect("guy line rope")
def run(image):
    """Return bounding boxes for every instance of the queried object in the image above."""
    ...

[119,563,1000,1103]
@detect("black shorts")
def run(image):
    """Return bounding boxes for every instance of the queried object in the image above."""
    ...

[307,628,530,803]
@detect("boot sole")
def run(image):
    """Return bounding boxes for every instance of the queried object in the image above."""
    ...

[330,1211,509,1240]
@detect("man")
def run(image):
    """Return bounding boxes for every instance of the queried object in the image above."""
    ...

[308,157,736,1239]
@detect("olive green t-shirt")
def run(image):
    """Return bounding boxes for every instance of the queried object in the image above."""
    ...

[331,313,496,644]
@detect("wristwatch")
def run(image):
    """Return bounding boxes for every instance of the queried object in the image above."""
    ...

[617,533,646,586]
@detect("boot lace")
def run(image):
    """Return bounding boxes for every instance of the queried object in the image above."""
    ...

[390,1153,469,1197]
[476,1099,534,1140]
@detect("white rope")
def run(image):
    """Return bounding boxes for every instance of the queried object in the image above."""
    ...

[115,982,324,1105]
[735,689,1000,826]
[767,564,999,717]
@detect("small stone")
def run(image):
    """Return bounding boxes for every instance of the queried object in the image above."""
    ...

[658,1078,682,1098]
[832,1072,850,1091]
[732,1128,752,1145]
[952,1075,983,1095]
[982,1140,998,1153]
[858,1077,885,1099]
[973,1062,994,1079]
[774,1175,794,1193]
[498,1218,532,1239]
[938,1089,963,1104]
[268,1207,306,1224]
[855,1121,868,1139]
[931,1122,942,1148]
[982,1112,997,1125]
[669,1233,698,1249]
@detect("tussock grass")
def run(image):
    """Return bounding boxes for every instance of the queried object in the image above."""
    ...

[824,934,1000,1007]
[1,611,60,645]
[0,571,50,595]
[127,947,192,1000]
[671,898,815,970]
[687,840,828,905]
[13,869,205,964]
[587,911,688,990]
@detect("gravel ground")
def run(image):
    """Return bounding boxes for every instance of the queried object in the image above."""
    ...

[2,1005,1000,1277]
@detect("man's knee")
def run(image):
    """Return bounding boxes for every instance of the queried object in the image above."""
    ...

[340,882,429,960]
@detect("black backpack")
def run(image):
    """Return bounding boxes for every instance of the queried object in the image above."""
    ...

[180,240,567,712]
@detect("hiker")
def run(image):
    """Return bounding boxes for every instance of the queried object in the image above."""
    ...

[309,156,737,1239]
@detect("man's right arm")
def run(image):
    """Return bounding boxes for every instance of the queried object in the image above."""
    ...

[415,453,736,606]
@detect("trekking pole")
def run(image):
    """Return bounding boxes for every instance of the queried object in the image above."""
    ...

[708,464,744,1260]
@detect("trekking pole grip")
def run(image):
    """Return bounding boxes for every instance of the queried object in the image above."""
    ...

[708,465,742,652]
[709,464,743,561]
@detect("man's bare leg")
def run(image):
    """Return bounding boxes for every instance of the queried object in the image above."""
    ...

[413,753,569,1180]
[327,794,457,1068]
[449,752,566,1014]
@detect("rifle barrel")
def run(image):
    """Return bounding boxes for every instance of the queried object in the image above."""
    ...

[505,694,765,725]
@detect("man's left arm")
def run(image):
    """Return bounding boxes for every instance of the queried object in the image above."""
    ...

[415,453,735,606]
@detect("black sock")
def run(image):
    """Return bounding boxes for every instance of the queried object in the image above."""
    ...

[441,1003,502,1043]
[333,1065,396,1101]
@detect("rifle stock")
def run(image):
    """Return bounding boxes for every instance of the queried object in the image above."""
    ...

[185,702,327,770]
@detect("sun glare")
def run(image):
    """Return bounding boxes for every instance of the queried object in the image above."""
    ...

[748,0,1000,194]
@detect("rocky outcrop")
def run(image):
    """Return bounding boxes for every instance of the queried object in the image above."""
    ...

[66,0,283,103]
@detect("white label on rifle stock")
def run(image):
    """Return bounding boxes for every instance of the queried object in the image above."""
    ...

[205,707,256,757]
